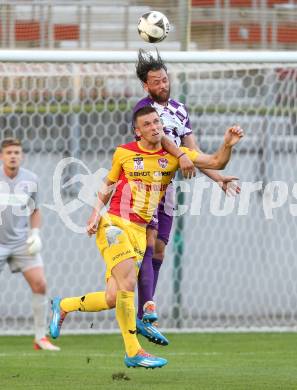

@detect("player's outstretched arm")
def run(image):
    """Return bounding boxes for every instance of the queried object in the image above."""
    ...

[194,125,244,170]
[161,135,196,179]
[87,178,116,236]
[182,133,239,193]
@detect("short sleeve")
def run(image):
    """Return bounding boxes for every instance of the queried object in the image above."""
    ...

[180,105,192,138]
[31,178,40,210]
[107,147,123,183]
[178,147,199,163]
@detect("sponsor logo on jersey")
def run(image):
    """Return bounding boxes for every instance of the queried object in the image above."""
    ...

[112,249,132,261]
[134,247,145,258]
[133,157,144,170]
[129,171,150,177]
[153,171,171,177]
[133,181,168,192]
[158,158,168,169]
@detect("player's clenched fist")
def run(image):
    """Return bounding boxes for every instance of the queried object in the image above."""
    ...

[179,153,196,179]
[224,125,244,146]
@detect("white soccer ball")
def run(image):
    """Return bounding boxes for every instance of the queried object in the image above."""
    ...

[138,11,170,43]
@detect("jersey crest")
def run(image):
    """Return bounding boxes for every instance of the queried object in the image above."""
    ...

[133,157,144,170]
[158,158,169,169]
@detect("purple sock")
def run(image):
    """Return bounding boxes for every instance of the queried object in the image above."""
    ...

[152,258,163,297]
[137,246,154,319]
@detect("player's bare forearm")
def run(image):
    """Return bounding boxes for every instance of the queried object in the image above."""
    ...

[87,178,115,236]
[199,169,241,195]
[91,179,115,217]
[194,126,244,170]
[183,134,223,182]
[199,169,223,182]
[30,209,41,229]
[97,181,114,209]
[161,135,181,158]
[212,142,233,169]
[161,135,196,178]
[217,125,244,168]
[193,143,231,170]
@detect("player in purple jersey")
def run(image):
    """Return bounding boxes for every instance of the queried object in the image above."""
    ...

[134,49,241,344]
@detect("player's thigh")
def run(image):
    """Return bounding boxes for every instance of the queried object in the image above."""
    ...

[111,258,137,292]
[9,242,44,274]
[0,246,11,273]
[23,266,47,294]
[96,214,144,282]
[156,200,174,246]
[154,238,167,260]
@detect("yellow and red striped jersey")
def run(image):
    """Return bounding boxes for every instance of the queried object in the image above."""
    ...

[107,141,198,224]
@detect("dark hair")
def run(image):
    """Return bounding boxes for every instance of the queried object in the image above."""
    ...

[1,137,22,151]
[136,48,167,83]
[133,106,159,126]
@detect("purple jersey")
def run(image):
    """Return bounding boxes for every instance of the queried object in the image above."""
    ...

[133,96,192,147]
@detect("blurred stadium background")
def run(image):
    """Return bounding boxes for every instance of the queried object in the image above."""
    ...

[1,0,297,50]
[1,0,297,336]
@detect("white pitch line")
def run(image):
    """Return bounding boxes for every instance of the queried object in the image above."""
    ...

[0,351,289,358]
[0,352,219,358]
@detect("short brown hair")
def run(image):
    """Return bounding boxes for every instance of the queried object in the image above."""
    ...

[133,105,159,126]
[1,137,22,151]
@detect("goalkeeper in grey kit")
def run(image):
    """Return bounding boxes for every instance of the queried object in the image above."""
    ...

[0,138,59,350]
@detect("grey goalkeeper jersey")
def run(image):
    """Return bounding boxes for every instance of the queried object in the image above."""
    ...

[0,166,39,247]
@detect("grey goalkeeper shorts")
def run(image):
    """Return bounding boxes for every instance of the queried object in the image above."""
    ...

[0,243,43,273]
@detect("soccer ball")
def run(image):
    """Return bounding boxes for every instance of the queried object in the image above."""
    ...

[137,11,170,43]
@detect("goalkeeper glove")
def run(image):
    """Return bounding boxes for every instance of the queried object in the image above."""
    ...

[27,228,42,255]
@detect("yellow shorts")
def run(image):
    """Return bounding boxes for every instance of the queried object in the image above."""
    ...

[96,213,146,281]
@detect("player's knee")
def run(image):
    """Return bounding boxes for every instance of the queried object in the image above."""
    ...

[121,280,136,292]
[146,228,157,247]
[154,239,166,261]
[120,274,137,292]
[105,291,116,308]
[31,279,47,294]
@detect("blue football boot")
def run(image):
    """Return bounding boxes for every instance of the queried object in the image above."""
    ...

[125,349,167,369]
[49,297,67,339]
[136,317,169,346]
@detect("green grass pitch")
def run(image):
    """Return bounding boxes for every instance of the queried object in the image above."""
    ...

[1,333,297,389]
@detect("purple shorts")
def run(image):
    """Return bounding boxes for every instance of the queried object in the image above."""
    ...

[148,184,175,245]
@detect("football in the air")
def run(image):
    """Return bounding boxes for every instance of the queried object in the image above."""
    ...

[137,11,170,43]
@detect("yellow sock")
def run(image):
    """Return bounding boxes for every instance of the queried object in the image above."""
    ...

[116,290,141,357]
[60,292,109,313]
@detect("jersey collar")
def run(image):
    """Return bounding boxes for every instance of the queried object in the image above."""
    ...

[1,165,20,181]
[136,142,163,154]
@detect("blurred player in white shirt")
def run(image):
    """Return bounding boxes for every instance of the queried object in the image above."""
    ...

[0,137,59,351]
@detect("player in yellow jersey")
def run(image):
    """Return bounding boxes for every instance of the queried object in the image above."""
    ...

[49,106,244,368]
